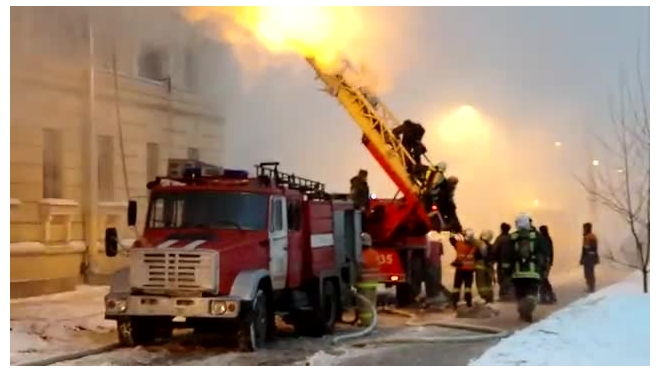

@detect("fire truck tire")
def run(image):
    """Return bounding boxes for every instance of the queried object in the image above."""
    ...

[116,318,169,347]
[295,279,339,337]
[237,289,269,352]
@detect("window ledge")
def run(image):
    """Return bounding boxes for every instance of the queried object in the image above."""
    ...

[10,198,21,207]
[40,198,80,207]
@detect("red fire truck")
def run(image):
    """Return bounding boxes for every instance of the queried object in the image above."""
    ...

[104,161,364,351]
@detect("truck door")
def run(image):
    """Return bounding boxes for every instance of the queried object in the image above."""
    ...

[269,195,289,290]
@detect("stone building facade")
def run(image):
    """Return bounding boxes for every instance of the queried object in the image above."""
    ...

[10,7,228,298]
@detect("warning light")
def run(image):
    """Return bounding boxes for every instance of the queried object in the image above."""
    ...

[390,275,400,282]
[431,204,438,211]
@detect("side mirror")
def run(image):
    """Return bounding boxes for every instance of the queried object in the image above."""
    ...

[127,200,137,227]
[105,228,118,257]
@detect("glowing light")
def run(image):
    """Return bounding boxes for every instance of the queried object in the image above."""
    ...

[533,199,540,207]
[554,141,562,147]
[390,275,400,282]
[617,168,624,174]
[435,105,490,145]
[592,160,600,166]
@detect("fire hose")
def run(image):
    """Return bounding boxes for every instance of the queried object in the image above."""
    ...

[331,289,512,347]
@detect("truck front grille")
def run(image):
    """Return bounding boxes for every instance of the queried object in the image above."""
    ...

[129,248,219,294]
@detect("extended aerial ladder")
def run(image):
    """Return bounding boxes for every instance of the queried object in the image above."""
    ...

[306,57,439,242]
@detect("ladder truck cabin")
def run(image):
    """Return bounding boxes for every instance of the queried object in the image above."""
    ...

[103,160,363,351]
[306,57,460,306]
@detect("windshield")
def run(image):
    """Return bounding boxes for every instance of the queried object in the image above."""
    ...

[147,191,269,231]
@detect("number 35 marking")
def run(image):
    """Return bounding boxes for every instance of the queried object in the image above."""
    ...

[378,253,393,265]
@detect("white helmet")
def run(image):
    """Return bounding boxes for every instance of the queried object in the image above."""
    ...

[480,229,494,242]
[435,161,447,173]
[464,228,475,241]
[515,213,532,231]
[360,232,373,247]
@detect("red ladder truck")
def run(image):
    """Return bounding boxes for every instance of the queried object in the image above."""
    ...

[306,57,461,306]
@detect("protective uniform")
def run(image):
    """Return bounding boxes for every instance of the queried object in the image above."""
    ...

[493,222,514,301]
[580,222,599,293]
[392,119,426,177]
[350,170,370,212]
[538,225,557,304]
[357,232,380,326]
[503,214,549,322]
[475,229,495,303]
[450,230,476,308]
[437,176,462,233]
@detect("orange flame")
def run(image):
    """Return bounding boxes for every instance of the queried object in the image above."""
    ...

[183,6,362,71]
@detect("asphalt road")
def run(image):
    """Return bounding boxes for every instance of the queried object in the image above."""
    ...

[54,265,630,366]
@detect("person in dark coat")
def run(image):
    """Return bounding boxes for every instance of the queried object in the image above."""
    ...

[580,222,599,292]
[392,119,427,177]
[492,222,514,301]
[538,225,557,304]
[350,169,370,214]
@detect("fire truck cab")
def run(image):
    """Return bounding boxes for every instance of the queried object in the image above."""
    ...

[103,160,363,351]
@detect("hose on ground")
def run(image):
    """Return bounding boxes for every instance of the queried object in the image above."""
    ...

[15,343,122,366]
[331,290,379,345]
[331,290,512,347]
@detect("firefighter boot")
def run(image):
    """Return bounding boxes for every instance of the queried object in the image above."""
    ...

[518,296,537,323]
[451,291,460,309]
[464,292,473,308]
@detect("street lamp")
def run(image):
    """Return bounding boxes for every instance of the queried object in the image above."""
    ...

[592,160,600,166]
[554,141,562,147]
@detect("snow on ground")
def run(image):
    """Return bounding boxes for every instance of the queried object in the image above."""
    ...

[10,285,115,365]
[469,271,650,366]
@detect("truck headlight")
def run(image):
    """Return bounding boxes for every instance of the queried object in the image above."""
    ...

[210,300,227,315]
[106,298,127,313]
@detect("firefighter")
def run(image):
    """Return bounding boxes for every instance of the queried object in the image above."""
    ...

[392,119,427,177]
[503,213,550,322]
[580,222,599,293]
[426,162,447,203]
[350,169,370,214]
[449,229,476,309]
[437,176,462,233]
[493,222,514,301]
[475,229,495,303]
[538,225,557,304]
[356,232,380,326]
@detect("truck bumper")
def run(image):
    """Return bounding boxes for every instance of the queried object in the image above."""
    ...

[104,293,243,320]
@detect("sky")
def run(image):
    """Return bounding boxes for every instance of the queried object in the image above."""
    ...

[203,6,650,247]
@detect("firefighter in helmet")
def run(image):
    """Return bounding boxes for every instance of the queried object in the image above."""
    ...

[475,229,495,303]
[501,213,550,322]
[449,229,477,308]
[356,232,379,326]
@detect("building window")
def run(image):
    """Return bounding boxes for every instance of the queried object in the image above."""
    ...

[185,47,198,92]
[187,147,200,161]
[138,45,169,81]
[43,128,63,198]
[98,135,114,201]
[146,142,160,181]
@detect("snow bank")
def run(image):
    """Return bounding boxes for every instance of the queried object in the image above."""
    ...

[469,271,650,366]
[10,285,116,365]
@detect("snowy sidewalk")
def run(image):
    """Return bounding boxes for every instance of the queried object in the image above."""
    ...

[10,285,116,365]
[469,271,650,366]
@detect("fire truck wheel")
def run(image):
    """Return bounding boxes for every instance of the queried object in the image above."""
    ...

[116,318,157,346]
[237,289,269,352]
[298,279,339,337]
